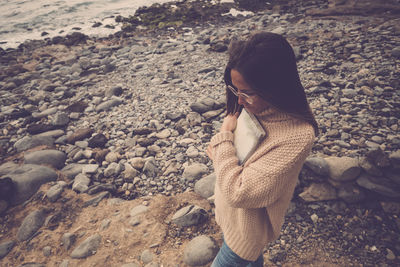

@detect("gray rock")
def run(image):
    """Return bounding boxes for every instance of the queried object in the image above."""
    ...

[7,164,58,205]
[14,135,54,152]
[43,246,52,256]
[121,263,140,267]
[389,150,400,168]
[304,157,330,176]
[359,157,383,176]
[96,97,123,112]
[0,240,15,259]
[141,249,154,264]
[61,163,86,179]
[70,234,102,258]
[143,158,157,178]
[182,163,208,182]
[83,191,110,207]
[171,205,208,227]
[106,85,123,97]
[299,183,337,202]
[17,263,46,267]
[59,259,70,267]
[194,173,216,199]
[144,263,159,267]
[72,173,91,193]
[36,129,65,138]
[61,233,76,250]
[183,235,218,266]
[130,205,149,217]
[325,156,361,181]
[24,149,67,169]
[338,184,366,203]
[17,209,46,241]
[52,112,70,126]
[356,174,400,198]
[104,162,122,177]
[46,181,67,202]
[0,161,19,176]
[100,219,111,230]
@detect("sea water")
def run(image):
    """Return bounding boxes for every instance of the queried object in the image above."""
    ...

[0,0,174,49]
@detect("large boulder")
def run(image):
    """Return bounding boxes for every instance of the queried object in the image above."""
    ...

[5,164,58,205]
[194,173,216,199]
[24,149,67,169]
[325,156,361,182]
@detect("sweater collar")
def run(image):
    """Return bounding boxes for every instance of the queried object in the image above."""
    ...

[253,106,293,122]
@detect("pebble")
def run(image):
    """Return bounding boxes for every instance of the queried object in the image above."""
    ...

[183,235,218,266]
[17,209,46,241]
[70,234,102,259]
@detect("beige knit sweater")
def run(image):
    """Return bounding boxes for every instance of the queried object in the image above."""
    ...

[209,107,315,261]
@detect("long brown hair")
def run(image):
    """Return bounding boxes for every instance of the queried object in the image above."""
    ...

[224,32,319,136]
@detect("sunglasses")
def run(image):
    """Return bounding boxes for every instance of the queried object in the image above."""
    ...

[227,84,255,105]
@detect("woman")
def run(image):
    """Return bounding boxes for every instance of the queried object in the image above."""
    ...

[206,32,319,266]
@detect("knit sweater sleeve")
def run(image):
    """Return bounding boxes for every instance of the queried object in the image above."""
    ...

[209,130,313,209]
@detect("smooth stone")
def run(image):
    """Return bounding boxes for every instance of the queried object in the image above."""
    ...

[95,97,123,112]
[105,85,123,97]
[17,209,46,241]
[389,150,400,168]
[52,112,69,126]
[337,184,366,203]
[88,133,108,148]
[66,128,93,144]
[325,156,361,181]
[183,235,218,266]
[83,191,110,207]
[100,219,111,230]
[356,174,400,198]
[24,149,67,169]
[121,263,140,267]
[61,233,76,250]
[366,148,390,168]
[14,135,54,152]
[105,151,120,163]
[130,205,148,217]
[61,163,86,179]
[171,205,208,227]
[0,161,19,176]
[17,263,45,267]
[104,162,122,177]
[43,246,52,256]
[144,263,159,267]
[72,173,91,193]
[155,129,171,139]
[82,164,99,174]
[182,163,208,182]
[70,234,102,259]
[141,249,154,264]
[359,157,383,176]
[143,158,157,178]
[299,183,337,202]
[304,157,330,176]
[129,157,145,170]
[0,240,15,259]
[7,164,58,205]
[194,173,216,199]
[46,181,67,202]
[60,259,70,267]
[36,129,65,138]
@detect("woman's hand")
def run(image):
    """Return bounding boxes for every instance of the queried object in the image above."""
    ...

[220,112,239,132]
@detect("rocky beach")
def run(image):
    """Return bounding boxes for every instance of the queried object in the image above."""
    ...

[0,0,400,266]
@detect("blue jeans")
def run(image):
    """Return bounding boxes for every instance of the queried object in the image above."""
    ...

[211,240,264,267]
